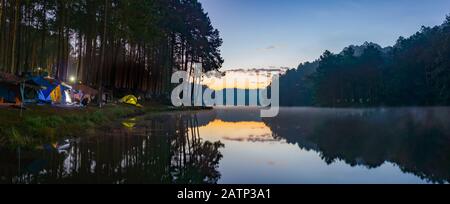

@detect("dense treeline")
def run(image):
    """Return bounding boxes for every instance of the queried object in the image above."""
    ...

[280,15,450,107]
[0,0,223,97]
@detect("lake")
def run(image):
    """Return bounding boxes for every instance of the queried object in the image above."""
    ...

[1,107,449,184]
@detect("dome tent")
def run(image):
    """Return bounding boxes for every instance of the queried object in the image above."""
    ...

[31,76,73,104]
[119,95,143,107]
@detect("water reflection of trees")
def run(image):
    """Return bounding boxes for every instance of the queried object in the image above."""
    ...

[171,114,224,184]
[0,114,223,184]
[264,108,450,184]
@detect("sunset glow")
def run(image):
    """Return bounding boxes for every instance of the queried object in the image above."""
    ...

[203,68,286,90]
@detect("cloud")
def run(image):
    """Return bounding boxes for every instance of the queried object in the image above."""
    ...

[226,68,288,73]
[258,43,288,51]
[204,70,225,78]
[257,45,277,51]
[265,45,276,50]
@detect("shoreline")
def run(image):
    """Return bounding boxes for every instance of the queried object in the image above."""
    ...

[0,103,210,149]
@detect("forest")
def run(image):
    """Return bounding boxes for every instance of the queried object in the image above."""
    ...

[0,0,223,98]
[280,15,450,107]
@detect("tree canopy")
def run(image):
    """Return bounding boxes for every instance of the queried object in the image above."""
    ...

[280,15,450,107]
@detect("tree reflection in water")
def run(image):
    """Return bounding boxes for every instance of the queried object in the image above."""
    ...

[0,114,224,184]
[264,108,450,184]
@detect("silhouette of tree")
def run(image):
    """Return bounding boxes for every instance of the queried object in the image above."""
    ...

[280,14,450,107]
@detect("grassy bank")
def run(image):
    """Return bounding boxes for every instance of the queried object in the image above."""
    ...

[0,103,180,149]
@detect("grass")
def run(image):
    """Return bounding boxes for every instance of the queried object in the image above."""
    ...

[0,102,179,149]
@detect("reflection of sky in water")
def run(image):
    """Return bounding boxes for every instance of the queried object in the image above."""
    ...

[3,107,447,184]
[196,118,429,184]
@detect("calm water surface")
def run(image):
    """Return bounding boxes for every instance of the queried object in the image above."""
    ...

[1,107,450,184]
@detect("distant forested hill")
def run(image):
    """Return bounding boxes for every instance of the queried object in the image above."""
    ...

[280,15,450,107]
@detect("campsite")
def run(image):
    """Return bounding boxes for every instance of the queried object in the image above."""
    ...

[0,71,174,149]
[0,0,222,152]
[1,72,96,107]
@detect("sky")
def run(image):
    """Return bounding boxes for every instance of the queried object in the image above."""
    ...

[199,0,450,71]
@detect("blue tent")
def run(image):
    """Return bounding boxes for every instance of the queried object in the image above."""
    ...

[0,82,20,102]
[29,76,55,88]
[0,72,21,103]
[29,76,56,103]
[29,76,72,103]
[37,89,51,102]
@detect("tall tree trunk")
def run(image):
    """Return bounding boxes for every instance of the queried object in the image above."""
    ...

[23,4,31,73]
[15,6,22,76]
[39,4,47,71]
[98,0,108,107]
[55,4,62,79]
[10,0,20,74]
[0,0,5,71]
[77,33,83,81]
[63,9,69,81]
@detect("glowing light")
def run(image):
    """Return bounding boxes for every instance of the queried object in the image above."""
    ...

[69,76,76,83]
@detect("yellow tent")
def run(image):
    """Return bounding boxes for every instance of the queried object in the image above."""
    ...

[119,95,143,107]
[50,85,62,103]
